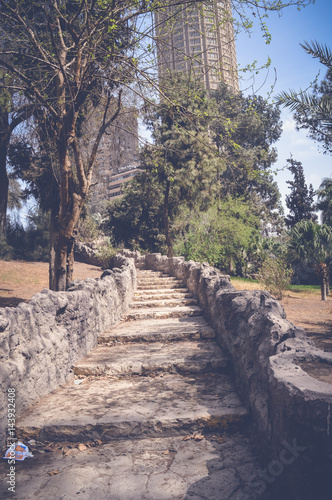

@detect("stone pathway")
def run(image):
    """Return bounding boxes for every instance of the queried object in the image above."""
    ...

[0,269,271,499]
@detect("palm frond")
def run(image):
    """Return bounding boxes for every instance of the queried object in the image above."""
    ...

[276,91,332,129]
[300,41,332,70]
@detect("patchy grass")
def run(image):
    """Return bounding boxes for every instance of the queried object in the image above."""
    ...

[288,284,320,294]
[230,277,321,298]
[230,277,261,291]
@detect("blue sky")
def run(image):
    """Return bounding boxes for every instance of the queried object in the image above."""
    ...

[235,0,332,212]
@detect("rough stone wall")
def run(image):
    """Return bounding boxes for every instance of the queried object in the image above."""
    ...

[121,250,332,499]
[0,255,136,447]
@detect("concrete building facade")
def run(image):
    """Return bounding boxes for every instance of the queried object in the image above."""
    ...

[87,107,140,209]
[154,0,239,92]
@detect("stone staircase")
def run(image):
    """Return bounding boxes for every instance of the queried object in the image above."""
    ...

[11,268,265,499]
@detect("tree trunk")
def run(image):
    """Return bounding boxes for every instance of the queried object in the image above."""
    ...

[49,197,85,291]
[321,277,327,301]
[49,206,58,290]
[52,138,73,291]
[164,179,173,257]
[58,234,69,291]
[0,142,9,238]
[49,221,77,291]
[66,233,75,288]
[316,263,328,301]
[327,273,330,296]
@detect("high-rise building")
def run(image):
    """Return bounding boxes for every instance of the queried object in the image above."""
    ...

[154,0,239,92]
[84,106,140,210]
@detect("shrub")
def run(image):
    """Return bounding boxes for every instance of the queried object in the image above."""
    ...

[76,214,100,242]
[173,200,261,275]
[96,244,117,269]
[258,257,293,300]
[0,236,14,260]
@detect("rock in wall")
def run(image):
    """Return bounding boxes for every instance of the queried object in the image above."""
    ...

[0,255,136,447]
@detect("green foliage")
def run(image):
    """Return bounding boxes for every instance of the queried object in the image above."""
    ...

[316,177,332,225]
[7,177,23,211]
[143,73,220,206]
[0,209,50,262]
[8,134,59,212]
[258,257,293,300]
[210,83,284,233]
[104,172,165,253]
[141,74,222,255]
[287,220,332,286]
[105,76,285,261]
[247,234,286,274]
[76,213,101,243]
[285,156,317,228]
[0,235,14,260]
[96,244,117,270]
[173,198,261,275]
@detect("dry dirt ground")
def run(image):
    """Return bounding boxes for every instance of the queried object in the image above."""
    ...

[0,260,102,308]
[1,260,331,352]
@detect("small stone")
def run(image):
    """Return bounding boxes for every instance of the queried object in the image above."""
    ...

[47,470,60,476]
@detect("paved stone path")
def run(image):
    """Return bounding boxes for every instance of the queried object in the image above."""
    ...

[0,269,271,499]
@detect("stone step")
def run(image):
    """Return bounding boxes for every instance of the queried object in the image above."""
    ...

[137,283,187,290]
[123,305,203,321]
[137,270,167,277]
[73,340,229,377]
[134,291,193,300]
[138,276,182,282]
[131,298,198,309]
[136,287,190,295]
[16,373,248,443]
[98,316,216,344]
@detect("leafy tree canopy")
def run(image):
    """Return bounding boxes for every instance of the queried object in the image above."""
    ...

[173,198,261,275]
[284,156,317,228]
[316,177,332,226]
[210,82,284,233]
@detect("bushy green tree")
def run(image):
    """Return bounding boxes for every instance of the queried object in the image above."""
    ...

[141,74,221,256]
[285,157,317,228]
[0,208,50,262]
[211,83,284,233]
[173,198,261,275]
[316,177,332,225]
[106,76,285,259]
[104,171,165,253]
[247,234,286,274]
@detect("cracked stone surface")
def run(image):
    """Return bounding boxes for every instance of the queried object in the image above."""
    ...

[5,268,270,499]
[123,305,204,321]
[98,317,216,344]
[74,341,230,376]
[0,435,269,500]
[16,373,247,442]
[132,298,199,309]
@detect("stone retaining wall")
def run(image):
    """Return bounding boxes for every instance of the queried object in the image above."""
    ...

[0,255,136,447]
[122,250,332,499]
